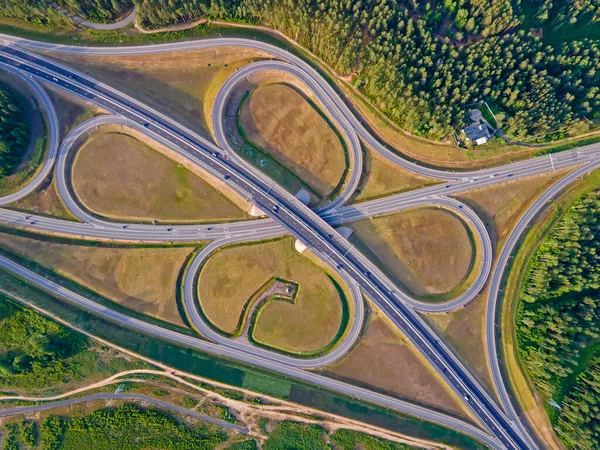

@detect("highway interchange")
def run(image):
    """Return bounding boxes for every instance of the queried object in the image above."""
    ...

[0,32,599,449]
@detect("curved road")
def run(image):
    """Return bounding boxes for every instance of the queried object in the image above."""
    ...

[0,45,519,448]
[213,59,362,212]
[0,63,58,205]
[0,36,597,449]
[53,5,137,31]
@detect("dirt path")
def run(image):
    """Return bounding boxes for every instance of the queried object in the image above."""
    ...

[1,289,448,449]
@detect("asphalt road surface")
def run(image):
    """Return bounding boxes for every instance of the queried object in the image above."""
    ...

[0,35,598,449]
[0,43,535,450]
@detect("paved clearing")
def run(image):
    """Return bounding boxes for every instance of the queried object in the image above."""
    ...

[326,311,467,418]
[72,132,246,223]
[0,232,195,326]
[350,208,473,298]
[45,47,270,140]
[198,237,347,353]
[353,145,439,202]
[239,84,347,198]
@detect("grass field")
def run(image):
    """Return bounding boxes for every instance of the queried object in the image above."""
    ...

[349,208,475,300]
[353,146,439,202]
[0,232,196,327]
[0,266,485,450]
[423,293,495,396]
[47,86,102,140]
[8,172,76,221]
[327,312,466,418]
[238,84,347,198]
[458,169,572,250]
[198,237,348,354]
[44,47,270,141]
[71,132,247,223]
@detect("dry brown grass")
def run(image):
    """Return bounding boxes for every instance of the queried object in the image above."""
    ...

[419,170,576,406]
[238,84,347,197]
[71,132,246,223]
[458,168,572,250]
[353,145,439,202]
[350,208,473,297]
[326,310,467,418]
[44,47,270,140]
[198,236,347,353]
[423,292,496,397]
[0,232,195,326]
[8,173,75,221]
[46,86,102,141]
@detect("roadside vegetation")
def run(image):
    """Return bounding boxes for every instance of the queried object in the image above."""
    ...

[0,83,29,179]
[516,189,600,448]
[39,404,228,449]
[423,293,495,396]
[8,173,77,221]
[72,132,246,223]
[0,268,484,449]
[44,48,268,142]
[0,78,47,198]
[0,292,144,393]
[458,170,572,250]
[349,208,476,301]
[4,1,600,145]
[353,147,438,202]
[198,237,349,355]
[326,313,466,418]
[238,84,347,199]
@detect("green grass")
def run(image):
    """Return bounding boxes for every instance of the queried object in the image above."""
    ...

[331,429,413,449]
[0,291,145,393]
[534,134,600,156]
[39,404,228,449]
[0,269,486,449]
[0,137,46,197]
[263,421,328,449]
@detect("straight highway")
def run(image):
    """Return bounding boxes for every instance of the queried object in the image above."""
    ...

[0,34,597,449]
[0,43,534,450]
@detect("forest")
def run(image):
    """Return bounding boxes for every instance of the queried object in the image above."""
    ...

[528,0,600,27]
[516,190,600,449]
[39,405,228,450]
[0,84,30,178]
[555,355,600,449]
[0,294,140,391]
[0,294,86,387]
[2,0,600,142]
